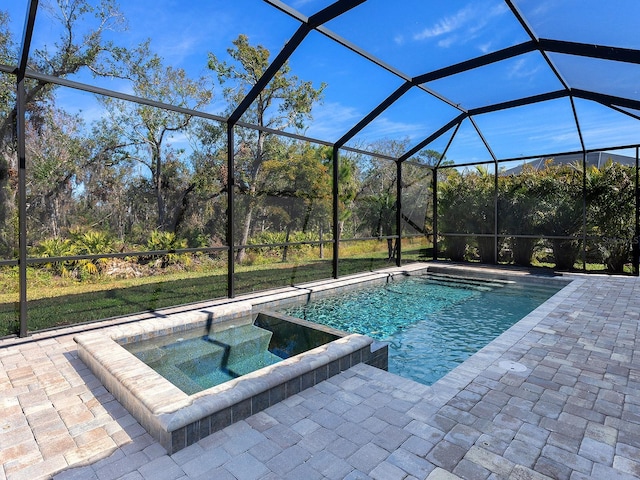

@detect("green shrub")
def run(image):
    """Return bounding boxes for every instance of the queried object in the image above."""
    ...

[69,229,115,277]
[585,161,635,273]
[146,231,190,268]
[31,237,75,277]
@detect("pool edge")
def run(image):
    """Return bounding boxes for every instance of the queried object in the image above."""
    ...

[74,301,380,453]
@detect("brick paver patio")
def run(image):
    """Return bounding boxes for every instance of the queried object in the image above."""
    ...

[1,268,639,479]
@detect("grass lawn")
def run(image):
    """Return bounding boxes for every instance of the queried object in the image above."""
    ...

[11,237,626,337]
[1,241,425,337]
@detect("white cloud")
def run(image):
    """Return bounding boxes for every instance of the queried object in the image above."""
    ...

[354,116,427,143]
[304,101,363,141]
[413,5,475,41]
[306,102,430,146]
[507,58,542,79]
[478,42,494,54]
[412,1,509,53]
[291,0,316,8]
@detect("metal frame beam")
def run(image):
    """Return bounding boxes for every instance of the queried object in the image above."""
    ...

[469,90,568,116]
[229,0,366,125]
[335,81,412,148]
[396,160,402,266]
[413,41,537,84]
[16,0,39,337]
[227,26,310,125]
[332,147,340,278]
[539,38,640,65]
[399,113,467,163]
[572,89,640,112]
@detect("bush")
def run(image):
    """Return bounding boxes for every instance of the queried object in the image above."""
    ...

[586,161,635,273]
[145,231,190,268]
[438,167,495,263]
[31,237,75,277]
[69,229,115,277]
[247,230,318,261]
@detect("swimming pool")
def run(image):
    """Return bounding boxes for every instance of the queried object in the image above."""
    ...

[283,272,564,385]
[75,264,567,452]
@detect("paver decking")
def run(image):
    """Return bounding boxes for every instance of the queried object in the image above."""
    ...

[1,270,639,479]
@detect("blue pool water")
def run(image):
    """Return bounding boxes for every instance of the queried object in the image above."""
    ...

[284,275,562,385]
[124,313,341,394]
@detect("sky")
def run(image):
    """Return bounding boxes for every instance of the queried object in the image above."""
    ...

[4,0,640,164]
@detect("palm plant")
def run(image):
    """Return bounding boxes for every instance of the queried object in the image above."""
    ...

[146,230,189,268]
[69,229,114,276]
[31,237,74,277]
[585,161,635,272]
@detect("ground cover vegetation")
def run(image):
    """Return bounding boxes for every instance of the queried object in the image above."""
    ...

[0,1,635,335]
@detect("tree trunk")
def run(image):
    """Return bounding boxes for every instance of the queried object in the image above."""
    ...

[282,227,291,262]
[168,183,196,234]
[0,146,18,255]
[387,238,394,259]
[154,149,165,230]
[235,205,253,263]
[236,129,264,263]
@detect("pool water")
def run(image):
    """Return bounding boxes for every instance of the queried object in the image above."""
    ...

[284,274,562,385]
[123,313,341,395]
[124,324,282,394]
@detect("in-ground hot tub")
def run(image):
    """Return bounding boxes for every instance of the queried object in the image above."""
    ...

[75,300,385,453]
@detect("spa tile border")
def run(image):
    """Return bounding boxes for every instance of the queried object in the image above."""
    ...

[168,342,383,452]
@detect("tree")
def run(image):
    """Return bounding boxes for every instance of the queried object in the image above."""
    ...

[353,139,405,259]
[437,166,496,263]
[0,11,17,255]
[402,149,440,239]
[208,34,325,263]
[0,11,14,119]
[180,120,228,246]
[499,163,542,266]
[261,142,332,260]
[0,0,127,256]
[535,162,583,270]
[98,43,213,233]
[586,160,635,272]
[24,107,87,240]
[437,169,471,261]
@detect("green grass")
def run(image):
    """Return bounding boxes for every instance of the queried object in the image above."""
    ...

[4,234,633,338]
[1,239,421,337]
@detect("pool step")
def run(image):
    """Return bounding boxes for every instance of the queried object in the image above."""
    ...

[176,324,274,376]
[227,350,283,377]
[129,324,279,394]
[423,272,515,291]
[206,324,273,364]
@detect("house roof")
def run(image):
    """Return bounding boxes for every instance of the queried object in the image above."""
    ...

[502,151,637,175]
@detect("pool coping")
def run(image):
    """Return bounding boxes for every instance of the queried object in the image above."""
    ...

[73,263,572,454]
[422,264,579,405]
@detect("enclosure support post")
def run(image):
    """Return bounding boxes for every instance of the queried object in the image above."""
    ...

[635,147,639,276]
[493,162,499,264]
[396,160,402,267]
[582,151,587,271]
[432,168,438,261]
[227,125,235,298]
[16,0,39,337]
[332,147,339,278]
[17,78,28,337]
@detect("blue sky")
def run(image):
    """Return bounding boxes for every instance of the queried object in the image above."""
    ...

[5,0,640,163]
